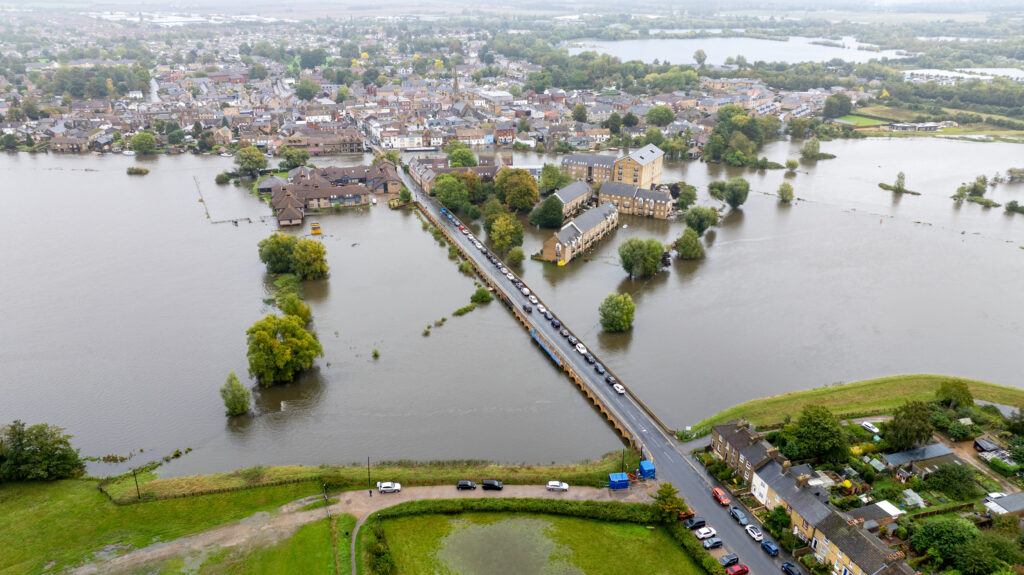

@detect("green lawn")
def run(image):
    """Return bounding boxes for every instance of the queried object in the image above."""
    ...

[688,374,1024,434]
[366,513,702,575]
[836,115,889,127]
[0,479,320,575]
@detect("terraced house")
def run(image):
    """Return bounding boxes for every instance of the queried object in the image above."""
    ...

[597,182,673,219]
[552,181,593,219]
[541,203,619,265]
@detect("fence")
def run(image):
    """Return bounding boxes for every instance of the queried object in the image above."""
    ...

[98,475,319,505]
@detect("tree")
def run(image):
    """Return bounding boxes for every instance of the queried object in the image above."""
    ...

[235,145,267,177]
[605,112,622,134]
[777,182,794,203]
[259,234,299,273]
[539,164,572,192]
[644,127,665,147]
[886,401,933,451]
[783,405,849,462]
[249,62,268,80]
[0,420,85,481]
[937,379,973,409]
[447,148,477,168]
[507,246,525,265]
[957,536,1009,575]
[482,197,507,234]
[925,463,981,501]
[646,105,675,127]
[167,129,186,145]
[529,195,564,228]
[785,159,798,172]
[373,151,401,166]
[490,215,523,253]
[823,94,852,118]
[910,517,978,565]
[710,178,749,209]
[675,227,704,260]
[278,292,312,325]
[517,116,530,133]
[800,137,821,160]
[693,49,707,67]
[278,146,310,170]
[675,184,697,210]
[599,292,636,332]
[245,314,323,386]
[192,121,204,138]
[622,112,639,128]
[894,172,906,193]
[684,206,719,237]
[399,187,412,203]
[291,238,329,280]
[618,238,665,279]
[572,103,587,123]
[433,174,469,211]
[219,372,251,416]
[197,131,216,152]
[497,169,539,212]
[130,132,157,155]
[1,133,17,150]
[652,482,687,523]
[294,78,320,101]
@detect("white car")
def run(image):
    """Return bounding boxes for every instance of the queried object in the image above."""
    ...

[521,287,530,295]
[695,527,717,540]
[507,273,515,280]
[575,343,587,355]
[475,242,483,249]
[745,525,764,541]
[499,267,508,274]
[612,383,626,395]
[860,421,881,434]
[546,481,569,492]
[537,304,547,314]
[376,481,402,493]
[529,295,539,304]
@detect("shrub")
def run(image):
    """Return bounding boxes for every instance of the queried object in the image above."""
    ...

[452,304,476,316]
[470,287,493,304]
[374,498,657,523]
[126,167,149,175]
[219,371,251,416]
[216,172,230,184]
[946,421,975,441]
[987,457,1020,477]
[507,246,525,265]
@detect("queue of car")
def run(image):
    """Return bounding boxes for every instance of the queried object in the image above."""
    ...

[377,479,570,493]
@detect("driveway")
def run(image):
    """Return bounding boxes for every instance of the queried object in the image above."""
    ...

[932,434,1019,493]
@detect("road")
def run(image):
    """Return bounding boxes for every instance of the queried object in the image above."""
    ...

[406,175,795,575]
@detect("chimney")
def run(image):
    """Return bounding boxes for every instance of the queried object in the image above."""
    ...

[782,460,792,473]
[796,474,811,487]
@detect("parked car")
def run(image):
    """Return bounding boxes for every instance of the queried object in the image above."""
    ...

[726,565,749,575]
[499,267,508,274]
[761,540,780,557]
[481,479,503,491]
[695,527,717,540]
[605,375,617,385]
[560,328,570,337]
[568,336,578,345]
[543,311,553,320]
[537,305,547,314]
[781,563,802,575]
[745,525,764,542]
[712,487,730,506]
[506,272,515,280]
[612,383,626,395]
[529,295,539,304]
[595,364,606,375]
[523,304,533,313]
[546,481,569,492]
[456,480,477,490]
[861,421,880,434]
[575,343,587,355]
[730,506,749,526]
[521,287,531,296]
[702,538,723,550]
[376,481,401,493]
[682,517,706,530]
[475,242,484,250]
[552,319,561,328]
[718,554,739,567]
[584,353,596,364]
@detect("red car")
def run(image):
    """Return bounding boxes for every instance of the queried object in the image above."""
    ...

[712,487,731,506]
[726,565,749,575]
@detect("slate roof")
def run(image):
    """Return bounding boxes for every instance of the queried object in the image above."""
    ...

[599,182,638,198]
[761,461,832,526]
[882,444,952,467]
[993,492,1024,514]
[554,203,617,246]
[561,153,615,169]
[553,181,592,205]
[627,143,665,166]
[815,511,894,575]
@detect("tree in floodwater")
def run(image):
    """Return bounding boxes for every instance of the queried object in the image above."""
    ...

[219,371,252,416]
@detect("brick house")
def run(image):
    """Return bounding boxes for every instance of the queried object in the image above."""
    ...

[541,203,618,265]
[552,181,592,219]
[597,182,673,219]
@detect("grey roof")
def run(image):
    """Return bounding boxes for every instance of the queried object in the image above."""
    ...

[553,181,591,204]
[560,153,615,169]
[883,444,952,467]
[628,143,664,165]
[761,461,832,526]
[257,175,288,190]
[633,187,672,203]
[994,492,1024,514]
[554,203,617,246]
[974,437,1001,452]
[599,182,638,198]
[815,511,894,575]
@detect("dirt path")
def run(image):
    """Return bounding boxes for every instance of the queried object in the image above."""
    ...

[932,434,1019,493]
[71,483,659,575]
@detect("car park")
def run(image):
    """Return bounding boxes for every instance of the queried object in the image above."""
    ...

[376,481,401,493]
[523,305,533,313]
[712,487,730,506]
[702,538,723,550]
[761,540,779,557]
[730,506,749,526]
[781,563,801,575]
[481,479,503,491]
[726,565,749,575]
[695,527,717,540]
[551,319,561,328]
[861,421,880,434]
[745,525,763,542]
[612,383,626,395]
[559,328,569,337]
[682,517,705,530]
[546,481,569,492]
[584,353,596,364]
[456,480,477,490]
[567,336,578,345]
[718,554,739,567]
[575,343,587,355]
[595,364,606,375]
[529,295,539,304]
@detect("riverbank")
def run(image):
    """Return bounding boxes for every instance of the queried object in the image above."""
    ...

[683,374,1024,437]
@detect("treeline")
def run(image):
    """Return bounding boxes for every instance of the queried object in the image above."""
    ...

[882,78,1024,120]
[0,420,85,482]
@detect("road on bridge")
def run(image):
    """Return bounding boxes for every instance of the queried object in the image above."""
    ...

[404,173,796,575]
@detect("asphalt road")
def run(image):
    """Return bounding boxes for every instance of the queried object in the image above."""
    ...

[406,176,795,575]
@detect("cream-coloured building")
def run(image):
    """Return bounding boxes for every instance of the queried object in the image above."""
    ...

[542,203,618,265]
[552,181,593,219]
[597,182,673,219]
[611,144,664,189]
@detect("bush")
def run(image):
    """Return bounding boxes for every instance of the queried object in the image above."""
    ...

[667,523,727,575]
[946,421,975,441]
[986,457,1020,477]
[470,287,493,304]
[778,530,801,552]
[507,246,525,265]
[219,371,251,416]
[216,172,230,185]
[453,304,476,316]
[126,167,149,175]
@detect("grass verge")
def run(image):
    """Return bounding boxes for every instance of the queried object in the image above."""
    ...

[685,374,1024,437]
[184,516,347,575]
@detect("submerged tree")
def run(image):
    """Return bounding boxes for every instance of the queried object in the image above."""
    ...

[599,292,636,332]
[219,371,252,416]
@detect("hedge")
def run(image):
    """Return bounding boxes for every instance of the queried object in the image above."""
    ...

[667,523,727,575]
[985,457,1021,477]
[373,498,657,524]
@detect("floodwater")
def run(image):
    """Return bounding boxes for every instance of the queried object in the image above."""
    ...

[567,36,905,65]
[2,136,1023,476]
[435,516,583,575]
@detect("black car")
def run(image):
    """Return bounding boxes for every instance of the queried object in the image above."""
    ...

[543,311,553,320]
[729,506,749,526]
[456,480,477,490]
[719,554,740,567]
[523,304,533,313]
[584,353,596,364]
[682,517,705,530]
[560,328,570,337]
[481,479,503,491]
[595,364,606,375]
[567,336,578,345]
[551,319,561,328]
[605,375,617,385]
[781,563,802,575]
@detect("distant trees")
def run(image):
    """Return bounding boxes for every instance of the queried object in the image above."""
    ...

[219,372,251,416]
[572,103,587,123]
[823,94,852,118]
[235,146,267,177]
[539,164,572,193]
[885,401,933,451]
[777,182,794,203]
[0,420,85,481]
[496,168,539,212]
[675,227,704,260]
[130,132,157,154]
[248,62,268,80]
[952,175,988,202]
[618,238,665,279]
[709,177,750,209]
[529,195,564,228]
[257,233,329,280]
[167,129,185,145]
[447,147,477,168]
[246,314,323,386]
[278,146,310,170]
[622,112,639,128]
[294,78,320,101]
[684,206,719,236]
[373,151,401,166]
[693,49,707,67]
[936,379,973,409]
[599,292,636,332]
[800,137,820,159]
[674,183,697,210]
[605,112,622,134]
[785,159,799,172]
[646,105,675,127]
[704,104,778,167]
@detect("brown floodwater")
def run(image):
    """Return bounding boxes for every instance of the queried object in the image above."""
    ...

[1,137,1021,476]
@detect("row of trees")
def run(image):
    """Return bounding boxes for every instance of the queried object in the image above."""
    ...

[0,420,85,481]
[703,105,782,167]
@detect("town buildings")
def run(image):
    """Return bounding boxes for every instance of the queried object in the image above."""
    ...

[597,182,673,219]
[541,202,618,265]
[560,144,665,189]
[551,181,592,219]
[266,162,401,225]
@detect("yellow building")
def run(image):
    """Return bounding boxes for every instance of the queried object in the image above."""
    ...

[542,203,618,265]
[611,144,664,189]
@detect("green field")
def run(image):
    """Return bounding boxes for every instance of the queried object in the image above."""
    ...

[0,479,321,575]
[367,513,703,575]
[836,115,890,127]
[689,374,1024,434]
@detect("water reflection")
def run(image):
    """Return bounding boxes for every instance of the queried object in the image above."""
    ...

[251,368,327,415]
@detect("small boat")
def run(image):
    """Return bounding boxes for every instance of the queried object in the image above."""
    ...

[310,222,322,235]
[621,224,628,229]
[219,152,233,157]
[371,197,378,205]
[122,150,136,156]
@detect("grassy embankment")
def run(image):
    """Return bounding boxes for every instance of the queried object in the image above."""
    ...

[856,104,1024,139]
[685,374,1024,437]
[366,512,703,575]
[835,114,890,127]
